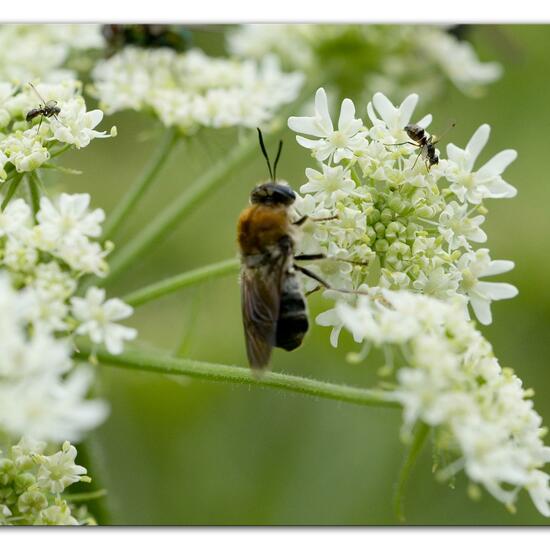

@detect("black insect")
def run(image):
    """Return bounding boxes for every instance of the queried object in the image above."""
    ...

[25,83,61,133]
[391,122,455,171]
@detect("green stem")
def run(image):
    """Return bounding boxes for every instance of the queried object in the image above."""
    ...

[95,83,318,288]
[101,127,180,243]
[75,343,400,410]
[393,421,430,523]
[28,173,41,218]
[65,489,108,503]
[122,257,239,307]
[1,174,24,210]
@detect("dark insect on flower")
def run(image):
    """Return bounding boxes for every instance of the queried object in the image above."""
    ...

[102,24,193,55]
[25,82,61,133]
[237,129,367,371]
[391,122,456,171]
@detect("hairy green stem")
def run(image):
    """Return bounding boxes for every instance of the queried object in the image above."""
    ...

[102,127,180,243]
[1,174,24,210]
[96,83,318,288]
[75,343,400,410]
[122,257,239,307]
[393,421,430,523]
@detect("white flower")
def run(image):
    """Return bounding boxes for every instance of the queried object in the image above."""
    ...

[438,201,487,250]
[288,88,517,330]
[288,87,366,162]
[71,287,137,354]
[36,441,87,493]
[0,199,32,238]
[36,193,104,245]
[367,92,432,137]
[228,25,501,101]
[417,29,502,96]
[335,289,550,516]
[2,131,50,173]
[300,164,355,207]
[446,124,517,204]
[53,99,110,148]
[412,267,461,299]
[458,249,518,325]
[92,46,304,133]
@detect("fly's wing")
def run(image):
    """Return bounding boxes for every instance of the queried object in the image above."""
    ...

[241,254,287,370]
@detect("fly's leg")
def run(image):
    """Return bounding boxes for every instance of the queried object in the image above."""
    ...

[293,215,338,227]
[411,148,423,169]
[36,115,43,135]
[294,264,368,296]
[294,253,369,267]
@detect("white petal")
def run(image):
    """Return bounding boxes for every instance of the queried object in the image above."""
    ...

[470,295,492,325]
[314,88,333,132]
[366,101,381,126]
[295,135,321,150]
[398,93,419,125]
[372,92,397,123]
[466,124,490,166]
[288,116,329,138]
[416,114,432,129]
[477,281,518,300]
[477,149,517,177]
[338,98,356,130]
[482,259,515,277]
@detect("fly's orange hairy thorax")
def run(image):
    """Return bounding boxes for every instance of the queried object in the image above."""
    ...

[237,204,291,256]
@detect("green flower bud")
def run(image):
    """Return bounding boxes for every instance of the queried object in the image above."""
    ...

[14,472,36,493]
[380,208,394,224]
[374,222,386,237]
[375,238,389,253]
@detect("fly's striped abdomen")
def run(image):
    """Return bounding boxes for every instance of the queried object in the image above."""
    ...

[275,272,308,351]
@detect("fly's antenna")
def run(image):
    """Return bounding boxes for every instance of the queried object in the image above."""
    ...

[257,128,273,180]
[272,140,283,181]
[28,82,46,105]
[433,120,456,144]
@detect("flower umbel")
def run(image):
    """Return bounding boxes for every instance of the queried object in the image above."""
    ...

[334,290,550,517]
[0,437,94,525]
[289,89,518,327]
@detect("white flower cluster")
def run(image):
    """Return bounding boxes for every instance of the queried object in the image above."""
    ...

[0,192,137,442]
[228,25,501,100]
[0,438,94,525]
[0,80,113,182]
[91,47,304,134]
[336,289,550,517]
[0,24,104,84]
[289,88,518,327]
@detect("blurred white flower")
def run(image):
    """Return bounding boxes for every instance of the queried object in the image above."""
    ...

[92,47,304,134]
[37,193,105,244]
[336,289,550,517]
[72,287,137,354]
[417,29,502,96]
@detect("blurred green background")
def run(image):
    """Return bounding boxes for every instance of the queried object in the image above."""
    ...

[61,25,550,525]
